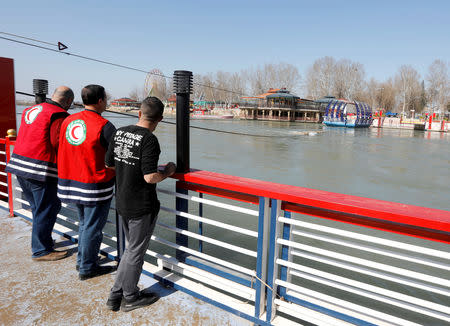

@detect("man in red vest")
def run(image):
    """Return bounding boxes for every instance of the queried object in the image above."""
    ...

[6,86,73,261]
[57,84,116,280]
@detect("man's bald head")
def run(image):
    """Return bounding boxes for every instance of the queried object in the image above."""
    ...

[51,86,74,110]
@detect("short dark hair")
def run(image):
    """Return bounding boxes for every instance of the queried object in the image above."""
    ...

[141,97,164,122]
[81,84,106,105]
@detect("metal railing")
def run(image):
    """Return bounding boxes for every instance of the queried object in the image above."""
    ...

[1,138,449,326]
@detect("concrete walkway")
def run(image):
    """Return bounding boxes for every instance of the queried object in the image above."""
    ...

[0,214,251,326]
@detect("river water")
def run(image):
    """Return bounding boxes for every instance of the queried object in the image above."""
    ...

[16,106,449,209]
[104,112,450,211]
[15,107,450,325]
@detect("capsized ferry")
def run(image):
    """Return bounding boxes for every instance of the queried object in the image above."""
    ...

[323,99,373,128]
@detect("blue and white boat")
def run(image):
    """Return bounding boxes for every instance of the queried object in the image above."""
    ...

[323,99,373,128]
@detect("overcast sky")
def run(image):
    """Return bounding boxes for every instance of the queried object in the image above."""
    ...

[1,0,449,100]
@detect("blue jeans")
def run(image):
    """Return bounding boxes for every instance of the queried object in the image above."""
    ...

[76,199,112,274]
[17,176,61,258]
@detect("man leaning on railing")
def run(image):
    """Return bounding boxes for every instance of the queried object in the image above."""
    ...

[57,85,116,280]
[5,86,73,261]
[104,96,176,312]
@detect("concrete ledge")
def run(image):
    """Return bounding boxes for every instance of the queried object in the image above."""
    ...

[0,213,251,325]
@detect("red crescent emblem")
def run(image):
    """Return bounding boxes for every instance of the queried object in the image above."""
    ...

[26,108,36,121]
[71,125,81,140]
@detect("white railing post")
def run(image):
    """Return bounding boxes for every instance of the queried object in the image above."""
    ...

[198,192,203,252]
[254,196,270,318]
[279,210,292,298]
[175,182,189,262]
[266,198,281,322]
[5,135,15,216]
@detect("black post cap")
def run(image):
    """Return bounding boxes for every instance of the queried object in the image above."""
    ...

[173,70,193,94]
[33,79,48,95]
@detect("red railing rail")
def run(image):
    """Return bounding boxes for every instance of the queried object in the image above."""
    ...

[2,138,449,243]
[174,169,450,244]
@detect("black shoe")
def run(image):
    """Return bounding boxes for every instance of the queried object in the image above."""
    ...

[121,292,160,312]
[106,296,122,312]
[79,265,116,281]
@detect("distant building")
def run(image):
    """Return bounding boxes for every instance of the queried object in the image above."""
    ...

[166,94,176,107]
[240,88,325,123]
[241,88,297,108]
[166,94,194,109]
[110,97,141,108]
[194,100,215,110]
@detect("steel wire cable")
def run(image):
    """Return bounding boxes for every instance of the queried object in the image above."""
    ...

[8,33,315,138]
[1,32,251,97]
[0,31,57,47]
[15,91,278,138]
[0,35,170,78]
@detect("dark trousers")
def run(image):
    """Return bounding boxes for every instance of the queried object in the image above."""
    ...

[109,211,158,301]
[17,176,61,257]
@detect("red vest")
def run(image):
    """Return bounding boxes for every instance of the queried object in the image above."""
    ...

[57,110,115,205]
[5,102,69,182]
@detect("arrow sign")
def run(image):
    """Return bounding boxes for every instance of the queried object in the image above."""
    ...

[58,42,68,51]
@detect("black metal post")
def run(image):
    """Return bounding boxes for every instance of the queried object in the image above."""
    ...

[174,70,192,173]
[33,79,48,104]
[173,70,192,262]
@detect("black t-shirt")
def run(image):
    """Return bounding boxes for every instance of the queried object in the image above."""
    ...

[105,125,161,218]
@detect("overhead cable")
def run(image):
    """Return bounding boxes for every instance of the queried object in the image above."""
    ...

[0,34,172,79]
[1,32,251,97]
[0,31,56,47]
[15,90,274,138]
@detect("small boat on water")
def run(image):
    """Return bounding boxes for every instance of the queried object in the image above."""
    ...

[323,99,373,128]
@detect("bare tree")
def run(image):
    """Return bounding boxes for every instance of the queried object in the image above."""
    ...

[129,86,148,101]
[192,74,204,102]
[229,72,246,103]
[200,73,217,103]
[305,56,336,99]
[363,78,379,109]
[334,59,365,99]
[426,59,449,117]
[105,91,114,103]
[418,80,427,113]
[182,59,450,116]
[215,70,231,105]
[128,87,139,101]
[246,65,269,95]
[395,65,421,116]
[246,63,300,95]
[154,79,171,101]
[376,79,397,112]
[147,75,170,101]
[274,63,301,94]
[305,57,365,100]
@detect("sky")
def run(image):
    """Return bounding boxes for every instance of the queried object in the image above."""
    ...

[1,0,449,101]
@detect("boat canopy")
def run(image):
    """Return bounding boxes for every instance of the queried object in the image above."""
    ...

[323,99,373,128]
